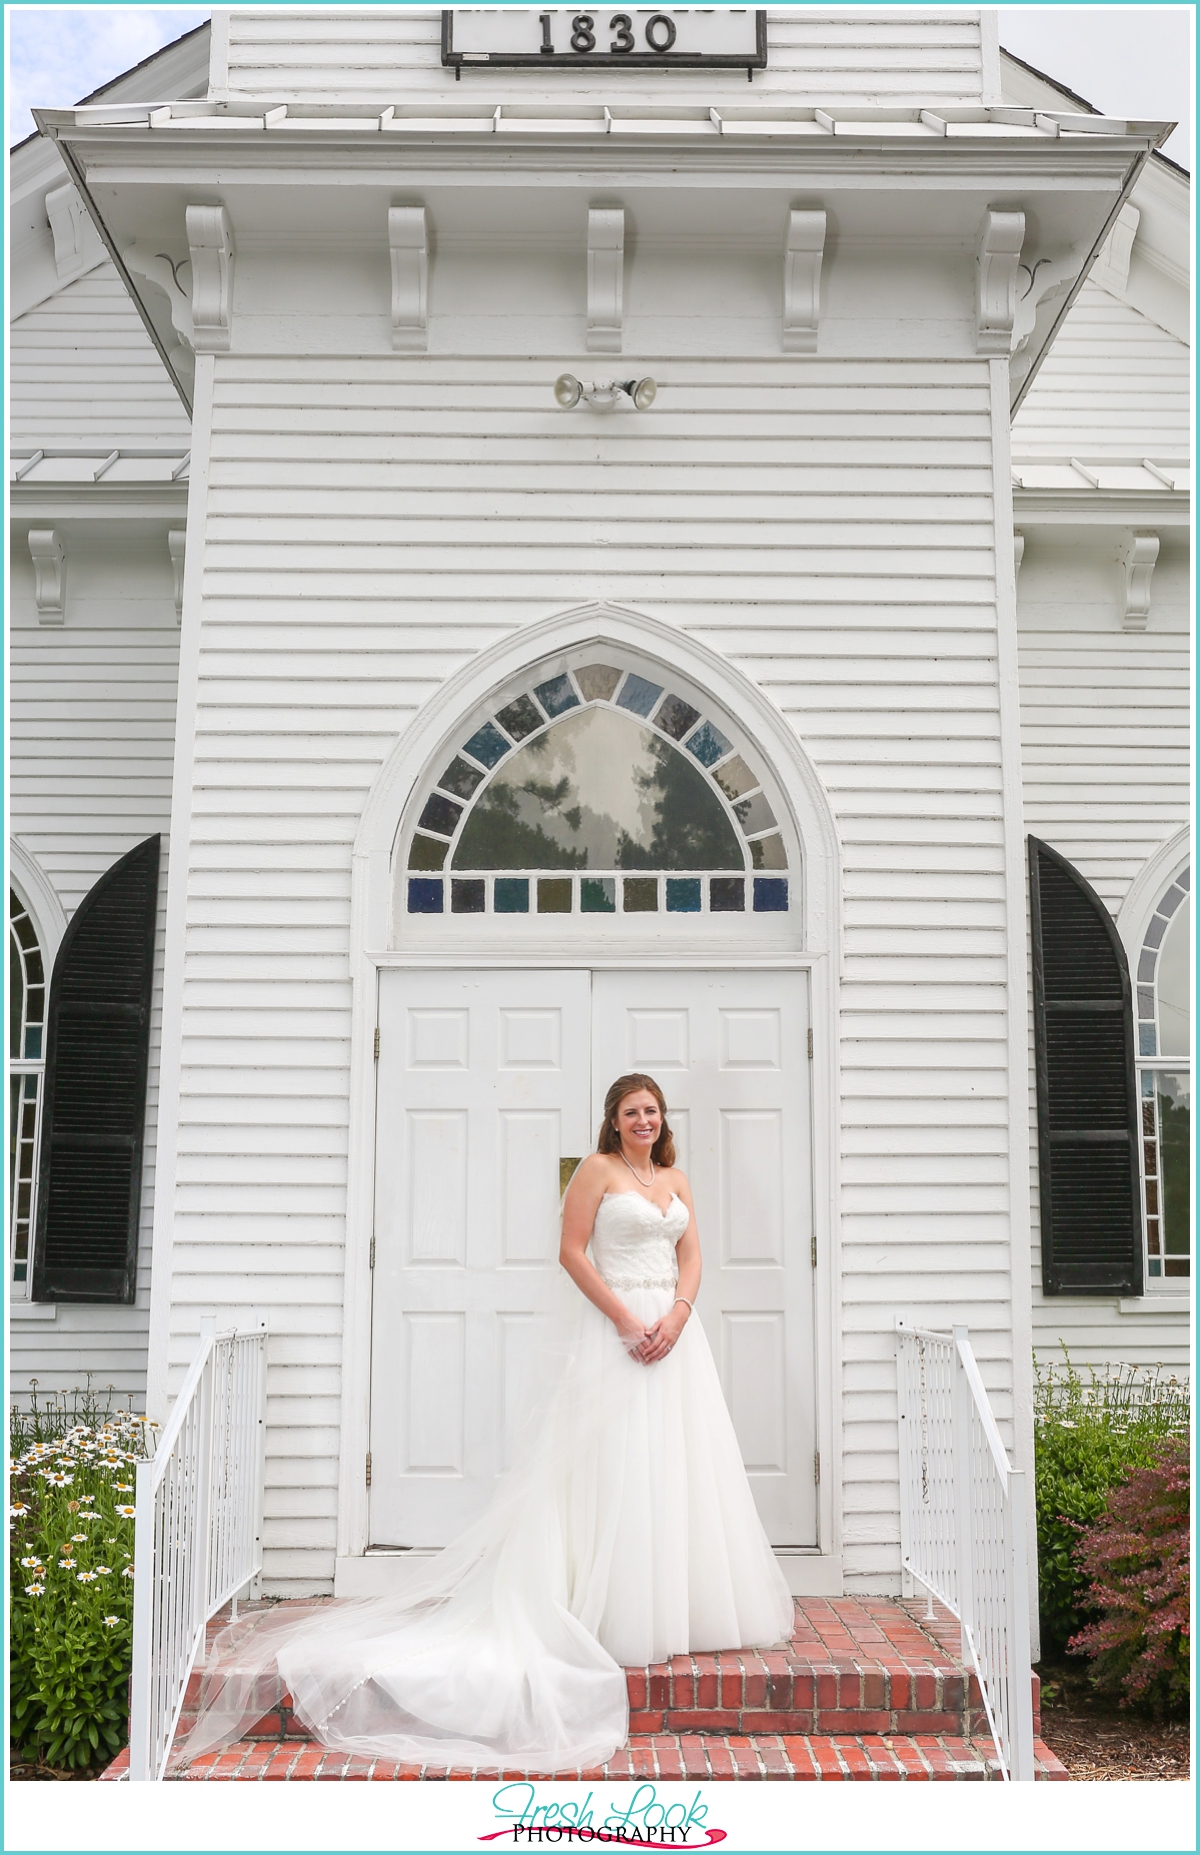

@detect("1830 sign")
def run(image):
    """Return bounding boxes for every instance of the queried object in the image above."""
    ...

[441,9,767,73]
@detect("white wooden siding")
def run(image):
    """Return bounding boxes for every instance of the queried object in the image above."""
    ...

[8,547,180,1404]
[162,351,1015,1594]
[1012,279,1190,461]
[10,266,191,451]
[220,7,986,106]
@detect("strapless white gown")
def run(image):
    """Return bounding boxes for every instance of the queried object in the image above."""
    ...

[175,1192,794,1772]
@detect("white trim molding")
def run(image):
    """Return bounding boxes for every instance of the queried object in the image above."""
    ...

[335,602,844,1575]
[27,528,66,622]
[388,204,430,352]
[1115,826,1190,962]
[782,208,826,354]
[586,206,625,353]
[8,839,69,970]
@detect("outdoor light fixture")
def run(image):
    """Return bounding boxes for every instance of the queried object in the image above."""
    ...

[553,375,657,411]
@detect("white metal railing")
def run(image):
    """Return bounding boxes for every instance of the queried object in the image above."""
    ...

[896,1321,1035,1782]
[128,1317,268,1782]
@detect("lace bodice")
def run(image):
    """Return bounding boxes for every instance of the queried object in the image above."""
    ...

[589,1191,688,1291]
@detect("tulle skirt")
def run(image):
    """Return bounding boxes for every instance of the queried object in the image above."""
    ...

[173,1285,794,1773]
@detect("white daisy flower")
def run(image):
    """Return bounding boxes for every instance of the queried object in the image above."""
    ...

[95,1565,113,1576]
[19,1557,43,1570]
[114,1505,136,1518]
[57,1558,76,1569]
[24,1585,45,1597]
[71,1533,89,1543]
[76,1570,99,1583]
[101,1616,121,1628]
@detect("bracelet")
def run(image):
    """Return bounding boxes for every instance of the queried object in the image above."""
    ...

[673,1296,694,1313]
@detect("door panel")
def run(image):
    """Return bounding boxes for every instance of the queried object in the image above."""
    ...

[370,969,590,1546]
[591,970,815,1545]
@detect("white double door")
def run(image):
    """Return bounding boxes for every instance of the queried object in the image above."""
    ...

[369,968,816,1550]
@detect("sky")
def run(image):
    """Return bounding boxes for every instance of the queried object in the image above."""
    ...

[5,3,1194,164]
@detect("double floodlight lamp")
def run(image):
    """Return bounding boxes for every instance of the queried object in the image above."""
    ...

[553,374,657,412]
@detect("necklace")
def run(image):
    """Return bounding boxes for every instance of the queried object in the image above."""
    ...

[618,1148,655,1189]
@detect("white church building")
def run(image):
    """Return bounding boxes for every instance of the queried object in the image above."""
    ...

[9,8,1190,1603]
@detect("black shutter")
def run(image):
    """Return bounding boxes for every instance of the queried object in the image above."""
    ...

[32,836,160,1304]
[1029,836,1142,1296]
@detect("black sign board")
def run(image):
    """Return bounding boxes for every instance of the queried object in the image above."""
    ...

[442,9,768,74]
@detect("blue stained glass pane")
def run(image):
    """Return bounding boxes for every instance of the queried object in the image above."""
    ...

[1140,1025,1158,1056]
[462,722,511,769]
[408,878,443,914]
[753,877,789,913]
[533,675,579,718]
[710,877,744,913]
[494,877,529,914]
[616,673,663,719]
[24,1028,42,1059]
[581,877,616,914]
[685,721,733,768]
[666,878,702,914]
[1142,1071,1155,1098]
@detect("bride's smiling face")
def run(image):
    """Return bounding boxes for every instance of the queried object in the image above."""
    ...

[614,1090,662,1156]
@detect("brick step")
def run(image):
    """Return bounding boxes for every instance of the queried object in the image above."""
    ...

[175,1597,1006,1745]
[101,1731,1068,1783]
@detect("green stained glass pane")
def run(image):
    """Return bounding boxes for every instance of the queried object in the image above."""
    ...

[581,878,615,914]
[452,707,743,872]
[623,878,658,913]
[408,834,448,871]
[438,756,486,801]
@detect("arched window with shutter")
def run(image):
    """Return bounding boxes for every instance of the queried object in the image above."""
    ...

[1029,836,1142,1296]
[32,836,160,1304]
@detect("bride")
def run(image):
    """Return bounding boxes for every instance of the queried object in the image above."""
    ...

[175,1073,794,1773]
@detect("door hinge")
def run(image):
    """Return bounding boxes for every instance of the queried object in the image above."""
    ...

[807,1028,813,1059]
[365,1452,372,1488]
[373,1026,380,1060]
[369,1236,375,1270]
[811,1231,817,1269]
[813,1451,821,1485]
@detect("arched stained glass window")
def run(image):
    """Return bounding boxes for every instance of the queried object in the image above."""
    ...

[9,890,46,1292]
[1136,866,1190,1284]
[401,662,790,919]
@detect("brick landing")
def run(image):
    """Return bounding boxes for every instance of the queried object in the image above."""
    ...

[101,1597,1067,1782]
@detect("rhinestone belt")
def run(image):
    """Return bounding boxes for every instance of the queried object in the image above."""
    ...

[603,1275,676,1291]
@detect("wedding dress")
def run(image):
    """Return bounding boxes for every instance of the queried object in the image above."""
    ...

[174,1191,794,1772]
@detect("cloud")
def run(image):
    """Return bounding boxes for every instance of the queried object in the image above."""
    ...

[998,7,1191,167]
[9,6,210,148]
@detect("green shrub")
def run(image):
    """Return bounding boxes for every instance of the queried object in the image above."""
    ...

[9,1382,155,1772]
[1068,1434,1189,1719]
[1034,1351,1189,1656]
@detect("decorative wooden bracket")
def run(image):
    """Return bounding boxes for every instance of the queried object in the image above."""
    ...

[45,182,92,279]
[168,530,187,622]
[186,203,235,352]
[1093,204,1140,298]
[1122,533,1159,631]
[587,208,625,354]
[28,529,65,624]
[1013,532,1025,582]
[976,208,1025,354]
[389,206,429,352]
[783,209,826,353]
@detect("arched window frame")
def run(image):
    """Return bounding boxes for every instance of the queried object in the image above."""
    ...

[1132,861,1191,1289]
[9,886,48,1299]
[395,654,796,931]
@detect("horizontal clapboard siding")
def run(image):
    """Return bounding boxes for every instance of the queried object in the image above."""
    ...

[169,352,1012,1593]
[10,266,190,449]
[9,553,180,1402]
[1012,279,1190,460]
[222,7,985,105]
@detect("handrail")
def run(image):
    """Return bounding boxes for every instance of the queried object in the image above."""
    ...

[128,1318,268,1782]
[895,1318,1035,1781]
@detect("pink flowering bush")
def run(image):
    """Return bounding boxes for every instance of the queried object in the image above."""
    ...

[1068,1434,1190,1719]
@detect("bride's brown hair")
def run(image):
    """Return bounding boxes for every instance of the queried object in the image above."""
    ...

[597,1074,676,1168]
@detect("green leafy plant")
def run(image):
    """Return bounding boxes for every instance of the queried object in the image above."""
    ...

[1067,1434,1189,1718]
[9,1380,156,1772]
[1033,1351,1189,1656]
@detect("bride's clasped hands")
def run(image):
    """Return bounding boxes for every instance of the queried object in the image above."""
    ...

[558,1083,698,1366]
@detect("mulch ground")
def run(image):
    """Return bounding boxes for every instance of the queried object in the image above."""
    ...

[1036,1660,1191,1781]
